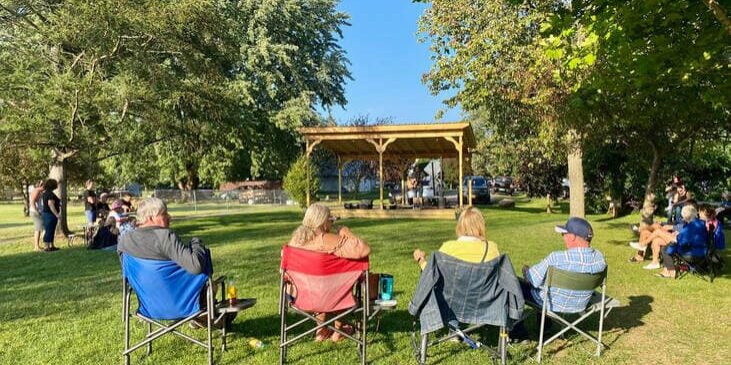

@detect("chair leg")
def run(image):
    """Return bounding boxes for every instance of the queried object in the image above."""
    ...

[499,327,507,365]
[124,289,131,365]
[280,284,287,365]
[207,286,214,365]
[147,322,153,355]
[537,301,547,363]
[419,333,428,365]
[361,306,368,365]
[221,318,227,352]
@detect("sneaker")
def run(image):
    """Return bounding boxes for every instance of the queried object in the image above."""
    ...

[629,241,646,251]
[643,262,661,270]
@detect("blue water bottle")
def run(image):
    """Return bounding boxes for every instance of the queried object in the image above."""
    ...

[379,274,394,300]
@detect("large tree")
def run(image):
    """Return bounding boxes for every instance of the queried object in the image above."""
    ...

[418,0,730,220]
[0,0,351,231]
[417,0,593,217]
[560,0,730,221]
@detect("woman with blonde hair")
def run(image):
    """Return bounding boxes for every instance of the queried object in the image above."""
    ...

[288,203,370,259]
[413,207,500,269]
[286,203,371,341]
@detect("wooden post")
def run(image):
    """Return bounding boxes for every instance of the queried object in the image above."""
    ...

[306,141,311,207]
[365,138,396,210]
[379,139,384,209]
[444,136,464,208]
[458,136,464,208]
[468,177,473,206]
[304,139,321,207]
[337,155,343,204]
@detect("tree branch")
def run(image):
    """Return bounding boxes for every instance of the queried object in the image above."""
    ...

[68,89,79,144]
[94,135,170,162]
[703,0,731,35]
[0,3,40,30]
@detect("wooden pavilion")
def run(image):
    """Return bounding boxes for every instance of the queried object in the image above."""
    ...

[299,122,476,214]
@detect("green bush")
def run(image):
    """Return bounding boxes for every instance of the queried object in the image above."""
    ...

[283,155,319,208]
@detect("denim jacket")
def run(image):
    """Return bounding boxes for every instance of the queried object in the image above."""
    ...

[408,252,524,334]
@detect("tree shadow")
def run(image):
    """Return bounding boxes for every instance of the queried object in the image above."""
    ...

[0,222,30,229]
[0,246,122,323]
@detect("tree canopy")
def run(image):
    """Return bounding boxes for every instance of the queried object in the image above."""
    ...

[0,0,350,227]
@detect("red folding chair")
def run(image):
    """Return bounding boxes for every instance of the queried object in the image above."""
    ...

[278,245,370,365]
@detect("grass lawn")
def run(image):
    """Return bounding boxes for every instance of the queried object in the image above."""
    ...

[0,198,729,365]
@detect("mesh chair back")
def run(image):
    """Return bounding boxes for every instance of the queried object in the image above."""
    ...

[545,267,606,291]
[122,253,208,320]
[281,245,369,313]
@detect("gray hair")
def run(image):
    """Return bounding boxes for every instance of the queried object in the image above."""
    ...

[681,204,697,223]
[137,197,167,223]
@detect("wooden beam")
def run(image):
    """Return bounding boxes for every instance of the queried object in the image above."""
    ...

[306,138,322,156]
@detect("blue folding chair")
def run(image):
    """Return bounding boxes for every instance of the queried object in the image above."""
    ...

[122,253,239,365]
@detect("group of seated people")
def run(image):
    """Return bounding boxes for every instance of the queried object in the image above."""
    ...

[120,189,730,353]
[119,196,608,344]
[85,182,137,249]
[628,198,726,279]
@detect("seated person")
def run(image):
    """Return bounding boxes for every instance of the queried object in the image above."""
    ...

[511,217,606,339]
[121,193,135,213]
[286,203,370,342]
[118,197,211,275]
[412,207,499,270]
[633,204,699,270]
[700,204,726,251]
[657,205,709,279]
[96,192,111,222]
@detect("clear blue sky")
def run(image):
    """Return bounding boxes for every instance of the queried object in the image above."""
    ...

[325,0,463,124]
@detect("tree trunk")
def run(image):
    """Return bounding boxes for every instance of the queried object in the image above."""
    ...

[641,142,663,226]
[567,131,585,218]
[49,155,71,236]
[546,193,553,213]
[21,182,30,217]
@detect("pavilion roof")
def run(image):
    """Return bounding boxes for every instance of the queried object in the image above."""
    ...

[298,122,476,159]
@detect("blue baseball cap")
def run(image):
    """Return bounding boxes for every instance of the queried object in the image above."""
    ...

[555,217,594,241]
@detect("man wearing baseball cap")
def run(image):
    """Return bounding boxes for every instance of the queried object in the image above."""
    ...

[510,217,606,341]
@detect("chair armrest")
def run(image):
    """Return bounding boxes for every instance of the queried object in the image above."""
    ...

[212,276,226,303]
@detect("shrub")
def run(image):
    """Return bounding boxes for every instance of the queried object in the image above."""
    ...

[283,155,319,208]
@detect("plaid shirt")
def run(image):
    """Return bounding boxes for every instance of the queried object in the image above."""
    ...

[525,247,606,313]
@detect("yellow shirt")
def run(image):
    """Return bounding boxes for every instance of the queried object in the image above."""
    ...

[420,236,500,269]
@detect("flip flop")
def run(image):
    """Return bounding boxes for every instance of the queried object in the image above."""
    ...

[331,324,355,343]
[628,256,643,263]
[314,328,333,342]
[655,273,675,279]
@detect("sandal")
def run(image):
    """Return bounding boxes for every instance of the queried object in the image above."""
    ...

[331,324,355,343]
[655,272,675,279]
[314,328,333,342]
[628,256,643,263]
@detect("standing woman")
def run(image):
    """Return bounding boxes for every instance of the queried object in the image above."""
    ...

[41,179,61,252]
[28,180,45,251]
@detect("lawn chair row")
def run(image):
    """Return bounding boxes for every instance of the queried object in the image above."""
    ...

[121,248,620,365]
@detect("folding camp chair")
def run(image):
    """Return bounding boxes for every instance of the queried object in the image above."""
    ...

[409,253,525,365]
[674,223,725,282]
[122,254,254,365]
[279,245,370,365]
[532,267,618,363]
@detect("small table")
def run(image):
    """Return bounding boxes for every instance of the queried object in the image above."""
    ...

[370,299,397,331]
[216,298,256,351]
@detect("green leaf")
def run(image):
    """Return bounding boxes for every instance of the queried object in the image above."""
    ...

[583,54,597,65]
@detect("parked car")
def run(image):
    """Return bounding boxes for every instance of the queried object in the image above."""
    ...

[463,176,491,204]
[492,176,514,195]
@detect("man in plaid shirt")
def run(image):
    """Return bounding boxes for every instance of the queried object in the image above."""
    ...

[511,217,606,340]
